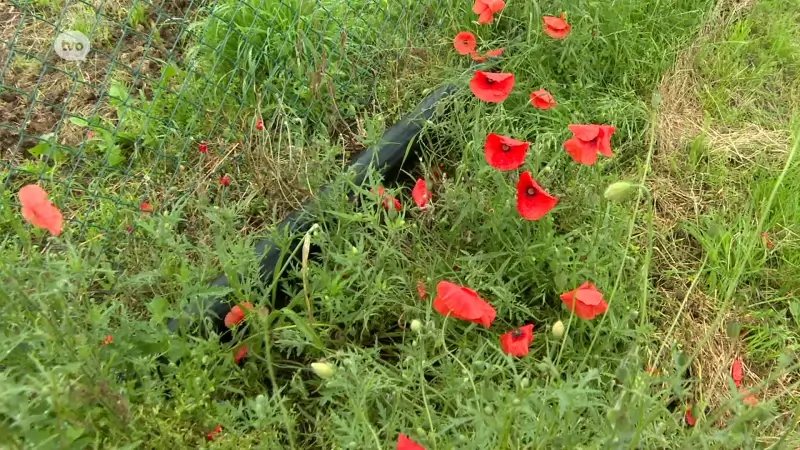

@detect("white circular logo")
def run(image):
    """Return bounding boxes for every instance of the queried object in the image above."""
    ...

[54,31,90,61]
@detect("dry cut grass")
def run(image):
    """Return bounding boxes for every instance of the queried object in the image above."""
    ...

[650,0,799,420]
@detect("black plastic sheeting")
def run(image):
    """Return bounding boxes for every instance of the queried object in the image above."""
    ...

[166,84,457,340]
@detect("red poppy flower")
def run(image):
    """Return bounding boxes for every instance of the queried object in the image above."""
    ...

[432,281,496,328]
[206,425,223,441]
[740,388,758,406]
[225,302,255,328]
[472,0,506,24]
[412,178,432,209]
[453,32,477,55]
[371,186,402,211]
[731,359,743,387]
[761,232,774,249]
[199,141,209,153]
[103,335,113,345]
[220,175,231,186]
[543,13,571,39]
[530,89,557,110]
[256,119,264,131]
[484,133,530,171]
[684,405,697,427]
[516,172,558,220]
[140,201,153,213]
[397,433,426,450]
[471,48,504,62]
[563,124,617,165]
[18,185,63,236]
[559,282,608,320]
[485,48,504,58]
[500,324,535,357]
[417,280,428,299]
[234,345,248,363]
[469,71,515,103]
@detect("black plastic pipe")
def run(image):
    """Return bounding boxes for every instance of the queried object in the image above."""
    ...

[167,84,457,339]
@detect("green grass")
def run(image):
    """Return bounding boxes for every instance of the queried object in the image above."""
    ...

[2,0,800,447]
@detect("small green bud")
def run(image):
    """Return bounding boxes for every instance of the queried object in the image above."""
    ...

[604,181,638,202]
[552,320,565,338]
[410,319,423,332]
[311,362,336,379]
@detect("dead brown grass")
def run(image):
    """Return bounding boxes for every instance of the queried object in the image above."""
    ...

[649,0,800,422]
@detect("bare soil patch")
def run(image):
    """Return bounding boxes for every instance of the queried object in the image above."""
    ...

[0,1,191,164]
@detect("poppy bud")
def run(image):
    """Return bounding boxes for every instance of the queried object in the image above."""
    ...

[410,319,423,332]
[604,181,638,202]
[311,362,336,379]
[552,320,565,338]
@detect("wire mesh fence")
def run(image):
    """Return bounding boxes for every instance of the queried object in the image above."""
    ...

[1,0,449,251]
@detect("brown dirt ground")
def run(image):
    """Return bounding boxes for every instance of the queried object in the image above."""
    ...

[650,0,797,425]
[0,1,191,163]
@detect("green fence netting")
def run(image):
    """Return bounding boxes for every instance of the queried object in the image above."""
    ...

[1,0,449,255]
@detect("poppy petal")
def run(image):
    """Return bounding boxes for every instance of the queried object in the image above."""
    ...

[597,125,617,157]
[516,172,558,220]
[543,15,571,39]
[412,178,431,209]
[472,0,488,14]
[568,124,601,142]
[397,433,426,450]
[731,359,743,387]
[471,51,487,63]
[499,324,534,357]
[542,16,568,30]
[19,185,64,236]
[234,345,248,363]
[573,300,598,320]
[485,48,504,57]
[484,133,530,171]
[487,0,505,13]
[433,281,496,327]
[560,283,607,320]
[19,185,48,207]
[530,89,557,110]
[469,71,515,103]
[453,32,477,55]
[575,288,604,306]
[478,9,494,24]
[564,137,599,166]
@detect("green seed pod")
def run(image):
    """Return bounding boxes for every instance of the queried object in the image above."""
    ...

[604,181,638,202]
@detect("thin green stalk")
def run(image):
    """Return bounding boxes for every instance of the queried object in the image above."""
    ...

[264,313,298,449]
[580,106,658,365]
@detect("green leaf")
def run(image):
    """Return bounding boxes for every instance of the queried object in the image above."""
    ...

[280,309,324,351]
[108,80,129,106]
[553,273,568,292]
[69,116,89,127]
[790,301,800,327]
[106,145,125,166]
[147,297,173,322]
[27,141,50,158]
[163,64,178,81]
